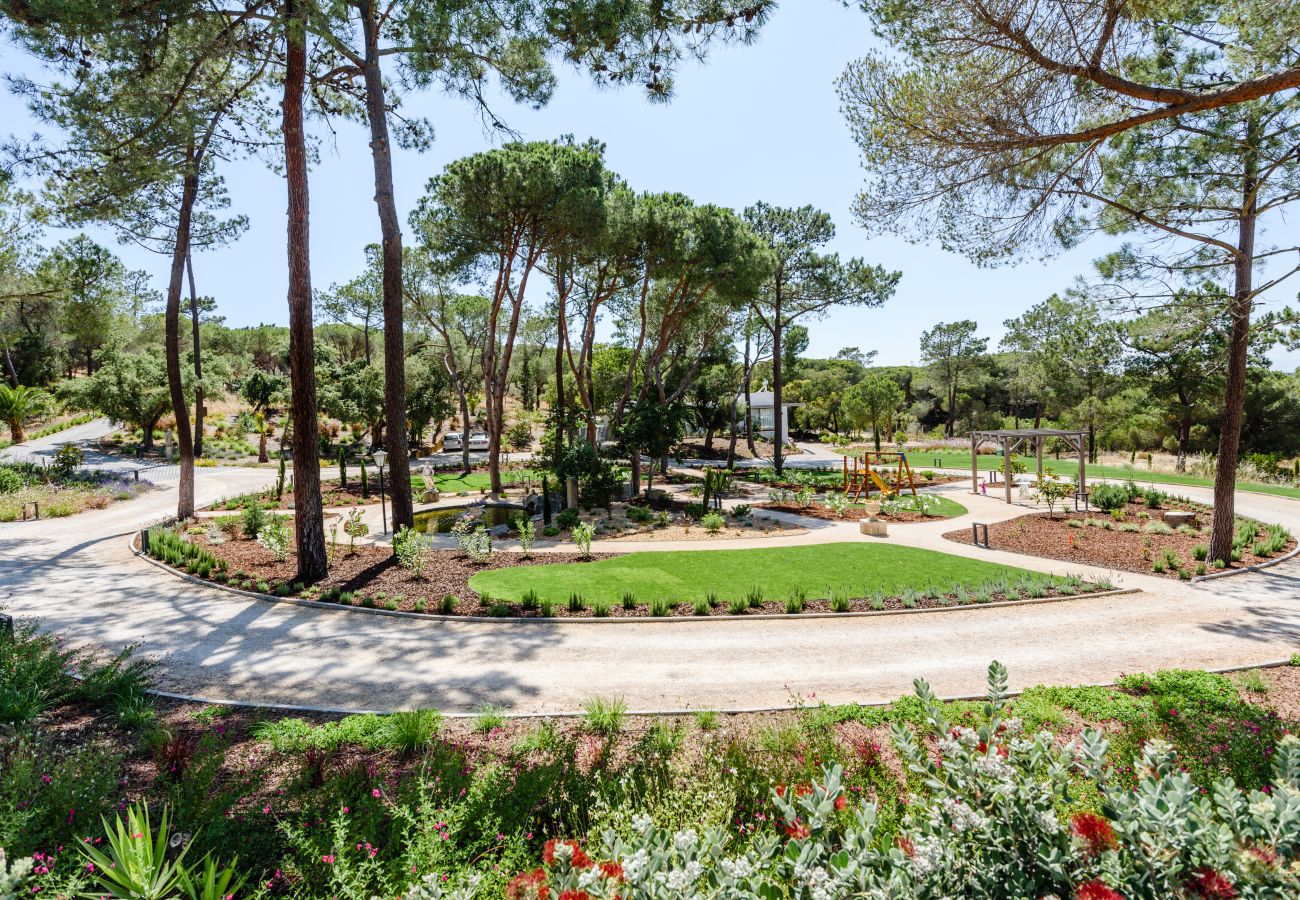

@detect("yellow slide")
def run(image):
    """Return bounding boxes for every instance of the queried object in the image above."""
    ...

[867,470,896,497]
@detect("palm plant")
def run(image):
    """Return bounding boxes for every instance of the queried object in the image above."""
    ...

[0,384,50,444]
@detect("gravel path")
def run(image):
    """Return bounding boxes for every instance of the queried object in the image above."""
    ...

[2,463,1298,714]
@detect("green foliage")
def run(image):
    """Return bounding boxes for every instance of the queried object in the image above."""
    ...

[256,513,291,562]
[241,501,266,540]
[1089,483,1129,511]
[571,521,595,558]
[582,696,627,737]
[393,525,432,578]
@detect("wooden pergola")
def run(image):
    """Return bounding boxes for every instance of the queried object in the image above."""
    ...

[970,428,1089,505]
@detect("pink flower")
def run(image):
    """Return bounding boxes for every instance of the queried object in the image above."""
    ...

[85,863,95,873]
[372,789,381,798]
[321,855,335,865]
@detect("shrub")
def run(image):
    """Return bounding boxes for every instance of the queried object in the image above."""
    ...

[438,594,458,614]
[380,709,441,756]
[591,596,612,617]
[257,513,291,562]
[731,503,751,519]
[692,597,710,616]
[393,525,432,577]
[747,586,764,608]
[515,514,536,556]
[473,704,507,734]
[1143,521,1174,535]
[700,511,725,533]
[582,696,627,736]
[0,467,22,493]
[571,521,595,557]
[567,592,585,613]
[693,709,720,731]
[626,504,653,524]
[1090,483,1128,511]
[784,590,805,614]
[51,442,84,479]
[727,596,749,615]
[241,501,267,539]
[648,597,671,617]
[556,507,580,529]
[621,590,636,610]
[1192,543,1209,560]
[824,492,850,517]
[516,663,1300,899]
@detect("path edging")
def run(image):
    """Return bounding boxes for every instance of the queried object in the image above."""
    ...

[138,656,1299,718]
[130,532,1140,625]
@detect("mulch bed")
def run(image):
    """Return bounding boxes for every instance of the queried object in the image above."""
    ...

[943,501,1294,578]
[190,537,599,611]
[758,502,940,523]
[210,482,384,511]
[153,534,1108,618]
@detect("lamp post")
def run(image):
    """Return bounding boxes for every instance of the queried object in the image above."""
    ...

[373,448,388,534]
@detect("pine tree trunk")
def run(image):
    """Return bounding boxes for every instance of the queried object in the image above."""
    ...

[165,166,198,520]
[1208,116,1260,564]
[771,292,784,475]
[360,0,412,533]
[187,251,203,459]
[284,0,327,582]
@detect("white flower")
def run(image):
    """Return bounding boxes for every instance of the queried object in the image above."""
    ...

[630,813,653,834]
[673,828,699,851]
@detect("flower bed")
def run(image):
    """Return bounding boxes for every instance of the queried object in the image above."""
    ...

[0,462,149,522]
[760,492,966,523]
[6,620,1298,900]
[944,498,1294,578]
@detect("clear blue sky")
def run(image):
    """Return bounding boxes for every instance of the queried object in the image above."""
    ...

[3,1,1296,368]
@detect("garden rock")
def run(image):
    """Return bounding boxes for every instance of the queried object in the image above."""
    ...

[1163,510,1197,527]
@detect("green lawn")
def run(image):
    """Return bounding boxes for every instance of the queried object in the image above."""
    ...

[909,451,1300,501]
[469,543,1037,604]
[412,469,541,493]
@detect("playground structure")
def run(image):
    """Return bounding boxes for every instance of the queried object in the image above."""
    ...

[843,451,919,502]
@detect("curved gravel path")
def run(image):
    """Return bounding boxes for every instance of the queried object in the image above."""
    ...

[2,462,1298,714]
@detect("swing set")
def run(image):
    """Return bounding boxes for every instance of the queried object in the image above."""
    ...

[843,451,919,502]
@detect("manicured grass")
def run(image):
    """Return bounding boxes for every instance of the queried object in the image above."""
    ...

[469,543,1037,604]
[412,469,541,493]
[914,452,1300,500]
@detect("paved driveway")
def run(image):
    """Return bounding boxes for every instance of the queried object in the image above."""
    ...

[2,462,1298,714]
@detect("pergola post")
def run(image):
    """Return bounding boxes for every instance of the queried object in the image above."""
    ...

[1036,436,1044,484]
[1077,433,1087,497]
[1003,437,1012,504]
[970,432,979,494]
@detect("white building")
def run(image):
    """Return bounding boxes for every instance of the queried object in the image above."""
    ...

[743,383,799,445]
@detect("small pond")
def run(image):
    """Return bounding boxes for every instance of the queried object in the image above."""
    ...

[413,503,523,534]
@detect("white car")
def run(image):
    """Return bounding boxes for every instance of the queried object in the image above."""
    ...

[442,432,490,452]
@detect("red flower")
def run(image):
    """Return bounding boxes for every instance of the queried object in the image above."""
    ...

[597,861,623,880]
[557,892,590,900]
[1070,812,1117,855]
[1187,867,1237,899]
[834,795,848,811]
[895,835,915,857]
[784,821,811,840]
[506,868,548,900]
[1075,879,1124,900]
[542,840,591,869]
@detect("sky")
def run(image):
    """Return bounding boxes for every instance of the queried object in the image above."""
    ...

[2,1,1297,369]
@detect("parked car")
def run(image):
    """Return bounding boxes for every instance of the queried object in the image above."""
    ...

[442,432,490,452]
